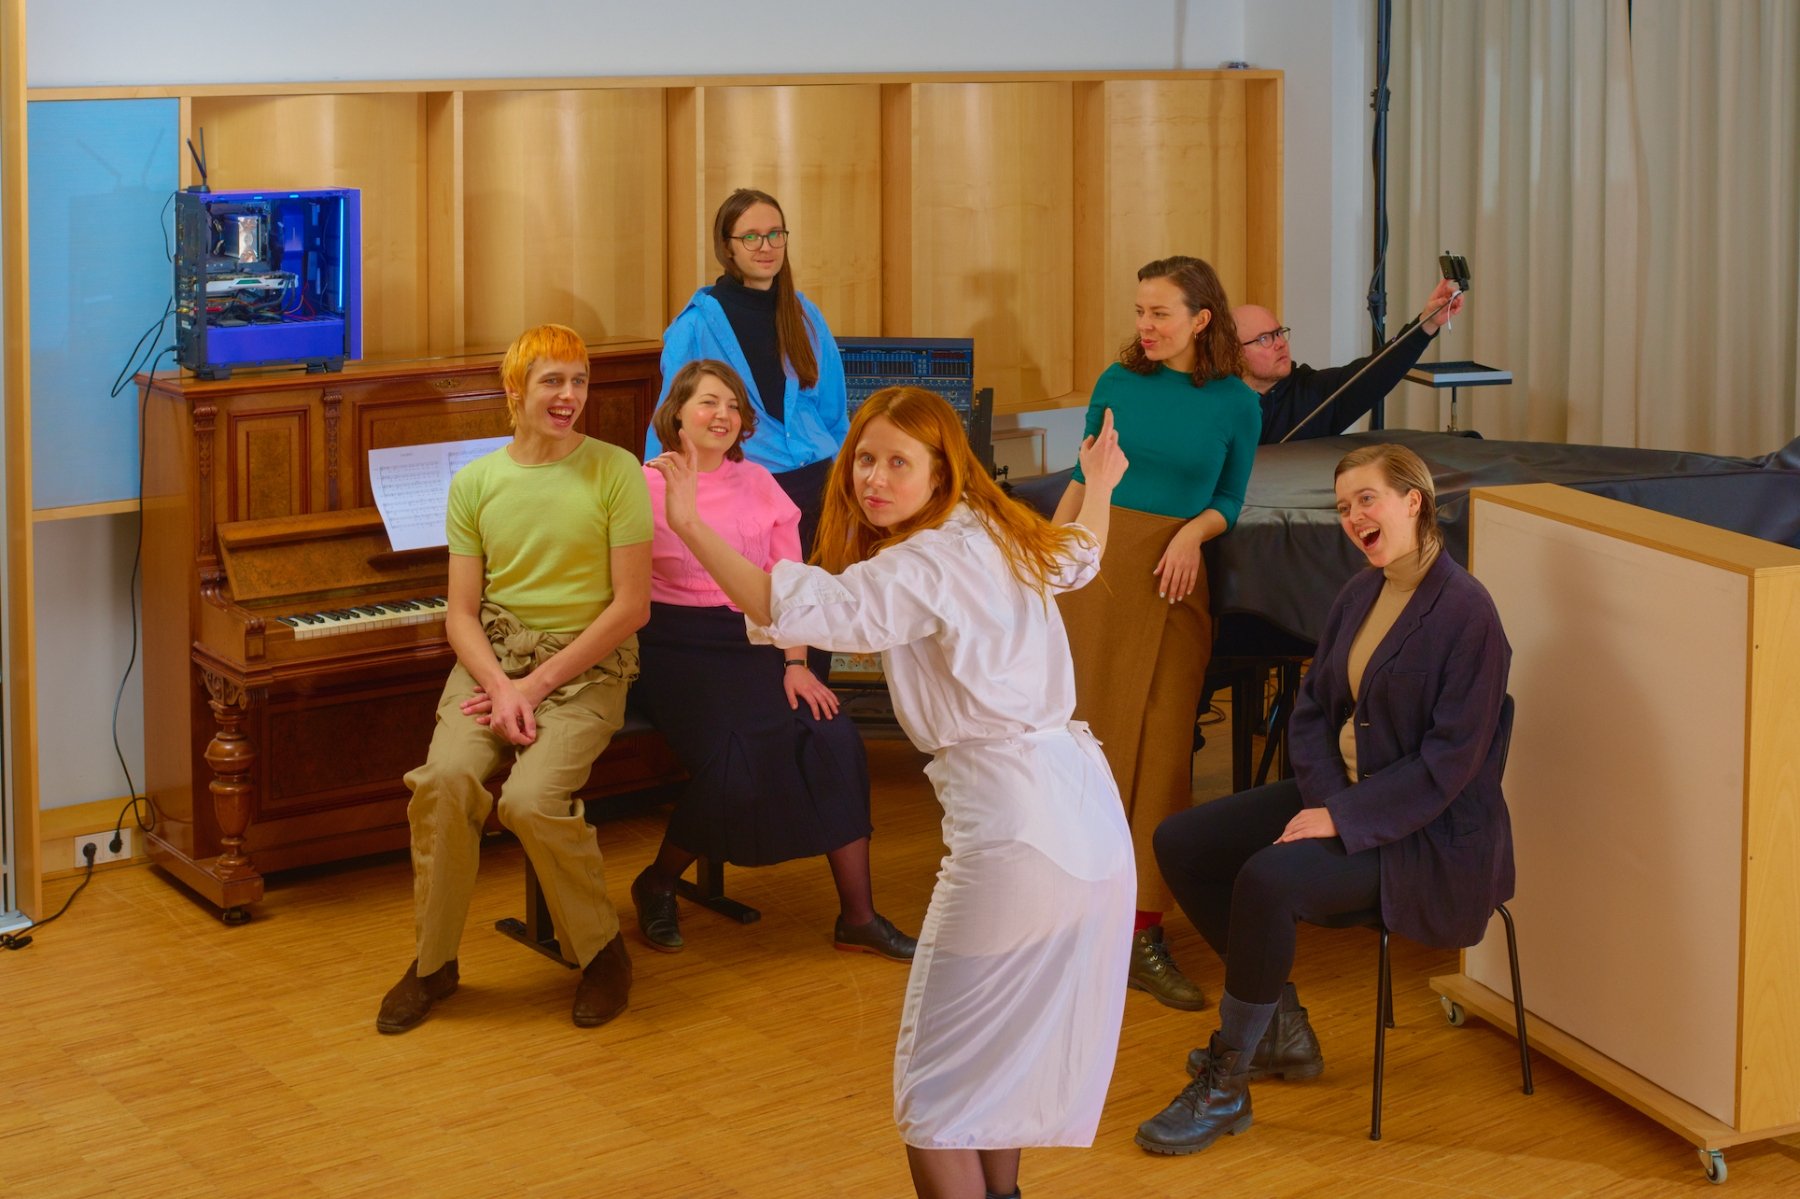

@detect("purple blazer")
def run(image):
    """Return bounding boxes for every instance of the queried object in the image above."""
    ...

[1288,549,1515,949]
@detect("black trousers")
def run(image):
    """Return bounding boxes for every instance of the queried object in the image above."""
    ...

[1153,779,1380,1005]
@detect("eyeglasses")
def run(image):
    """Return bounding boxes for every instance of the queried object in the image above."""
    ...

[732,229,789,250]
[1241,326,1291,350]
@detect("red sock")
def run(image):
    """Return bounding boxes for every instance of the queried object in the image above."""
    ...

[1134,910,1162,933]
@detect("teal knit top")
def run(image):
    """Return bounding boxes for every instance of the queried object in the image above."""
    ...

[1070,363,1261,525]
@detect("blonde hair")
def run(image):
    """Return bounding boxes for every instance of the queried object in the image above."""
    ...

[1335,443,1442,552]
[812,387,1092,593]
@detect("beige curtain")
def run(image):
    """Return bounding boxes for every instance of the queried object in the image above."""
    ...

[1389,0,1798,455]
[1388,0,1642,445]
[1631,0,1800,456]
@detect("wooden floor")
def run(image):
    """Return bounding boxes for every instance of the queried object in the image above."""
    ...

[5,723,1799,1198]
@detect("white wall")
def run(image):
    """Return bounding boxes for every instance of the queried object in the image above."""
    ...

[29,0,1246,86]
[24,0,1372,810]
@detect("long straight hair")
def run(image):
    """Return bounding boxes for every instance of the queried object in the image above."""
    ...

[712,188,820,390]
[812,387,1093,592]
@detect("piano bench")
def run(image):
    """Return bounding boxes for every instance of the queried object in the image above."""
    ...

[493,710,760,968]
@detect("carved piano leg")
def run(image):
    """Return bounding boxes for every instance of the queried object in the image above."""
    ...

[199,668,265,923]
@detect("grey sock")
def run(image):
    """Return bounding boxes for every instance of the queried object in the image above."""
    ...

[1217,990,1279,1057]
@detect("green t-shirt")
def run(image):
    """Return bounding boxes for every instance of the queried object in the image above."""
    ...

[1070,363,1260,526]
[446,436,652,633]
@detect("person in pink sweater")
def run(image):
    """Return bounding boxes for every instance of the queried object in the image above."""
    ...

[629,360,915,962]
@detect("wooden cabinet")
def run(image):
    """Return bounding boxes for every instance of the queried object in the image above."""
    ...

[1435,485,1800,1170]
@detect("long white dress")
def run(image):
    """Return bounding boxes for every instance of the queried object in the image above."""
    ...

[748,504,1135,1149]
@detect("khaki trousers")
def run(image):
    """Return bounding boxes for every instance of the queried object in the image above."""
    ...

[406,617,638,973]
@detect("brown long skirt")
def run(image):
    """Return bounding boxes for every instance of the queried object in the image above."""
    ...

[1055,507,1212,914]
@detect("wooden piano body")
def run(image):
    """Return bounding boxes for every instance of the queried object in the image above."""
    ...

[140,344,683,920]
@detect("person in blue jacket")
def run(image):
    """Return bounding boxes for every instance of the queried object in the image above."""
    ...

[652,187,848,557]
[1135,441,1514,1158]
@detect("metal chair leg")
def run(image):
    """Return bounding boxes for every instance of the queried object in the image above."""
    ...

[1497,903,1534,1095]
[1371,926,1390,1141]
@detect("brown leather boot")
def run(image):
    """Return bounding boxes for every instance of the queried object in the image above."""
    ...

[376,959,459,1035]
[1136,1032,1254,1155]
[572,930,632,1028]
[1185,981,1324,1081]
[1128,925,1207,1010]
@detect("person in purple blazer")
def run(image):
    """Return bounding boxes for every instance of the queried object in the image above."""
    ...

[1134,441,1514,1157]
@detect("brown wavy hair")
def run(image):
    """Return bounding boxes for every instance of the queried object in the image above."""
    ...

[712,188,820,390]
[1334,443,1443,553]
[812,387,1094,593]
[651,360,758,463]
[1118,255,1245,385]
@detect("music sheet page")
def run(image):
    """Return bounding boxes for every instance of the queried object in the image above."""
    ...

[368,437,510,551]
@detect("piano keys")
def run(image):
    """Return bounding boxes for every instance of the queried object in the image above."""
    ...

[140,344,684,920]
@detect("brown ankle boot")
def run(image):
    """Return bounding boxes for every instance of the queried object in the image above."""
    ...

[1185,981,1323,1081]
[572,931,632,1028]
[376,959,459,1035]
[1128,925,1208,1010]
[1136,1032,1254,1155]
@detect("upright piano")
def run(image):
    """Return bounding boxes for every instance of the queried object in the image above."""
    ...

[139,343,683,921]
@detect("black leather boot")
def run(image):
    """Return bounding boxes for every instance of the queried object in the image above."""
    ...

[1185,981,1323,1081]
[1136,1033,1254,1155]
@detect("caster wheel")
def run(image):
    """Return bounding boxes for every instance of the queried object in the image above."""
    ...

[1698,1148,1726,1184]
[1441,995,1467,1026]
[221,905,251,926]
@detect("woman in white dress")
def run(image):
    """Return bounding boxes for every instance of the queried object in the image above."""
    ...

[650,387,1135,1199]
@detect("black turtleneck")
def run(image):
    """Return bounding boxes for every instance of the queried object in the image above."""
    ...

[711,274,785,425]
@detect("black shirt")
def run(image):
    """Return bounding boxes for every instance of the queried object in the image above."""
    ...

[710,274,785,425]
[1257,321,1437,444]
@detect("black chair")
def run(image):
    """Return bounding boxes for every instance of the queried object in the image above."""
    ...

[1306,694,1533,1141]
[1309,902,1531,1140]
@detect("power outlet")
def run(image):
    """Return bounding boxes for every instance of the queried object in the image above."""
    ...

[74,829,131,868]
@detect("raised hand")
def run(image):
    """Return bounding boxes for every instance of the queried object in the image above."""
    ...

[1421,276,1466,333]
[647,429,702,531]
[1077,407,1129,493]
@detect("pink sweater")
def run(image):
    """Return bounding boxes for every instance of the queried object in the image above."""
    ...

[644,456,803,611]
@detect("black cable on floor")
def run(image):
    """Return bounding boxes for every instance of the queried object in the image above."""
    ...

[1,847,98,951]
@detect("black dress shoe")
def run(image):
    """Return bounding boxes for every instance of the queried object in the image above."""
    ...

[833,913,918,962]
[376,959,459,1035]
[1136,1033,1253,1155]
[631,867,683,952]
[1186,981,1324,1081]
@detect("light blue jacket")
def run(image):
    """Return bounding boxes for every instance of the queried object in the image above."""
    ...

[651,286,849,474]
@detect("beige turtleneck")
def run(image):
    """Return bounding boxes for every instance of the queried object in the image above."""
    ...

[1337,540,1440,783]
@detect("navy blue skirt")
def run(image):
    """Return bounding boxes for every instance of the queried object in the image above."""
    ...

[634,601,871,866]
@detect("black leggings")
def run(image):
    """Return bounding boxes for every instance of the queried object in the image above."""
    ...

[1153,779,1379,1005]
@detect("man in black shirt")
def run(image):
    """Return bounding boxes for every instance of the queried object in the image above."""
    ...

[1235,277,1467,443]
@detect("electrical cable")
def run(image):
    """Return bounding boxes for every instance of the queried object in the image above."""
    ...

[1,846,98,950]
[108,345,177,854]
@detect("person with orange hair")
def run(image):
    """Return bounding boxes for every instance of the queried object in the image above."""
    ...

[650,388,1134,1199]
[376,324,651,1035]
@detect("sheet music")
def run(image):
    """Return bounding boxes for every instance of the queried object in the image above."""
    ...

[368,436,510,551]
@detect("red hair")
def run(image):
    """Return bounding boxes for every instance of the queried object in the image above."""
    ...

[813,388,1092,593]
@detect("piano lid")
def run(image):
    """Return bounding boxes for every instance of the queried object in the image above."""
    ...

[216,508,448,604]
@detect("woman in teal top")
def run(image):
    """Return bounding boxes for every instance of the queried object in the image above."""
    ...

[1053,255,1260,1013]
